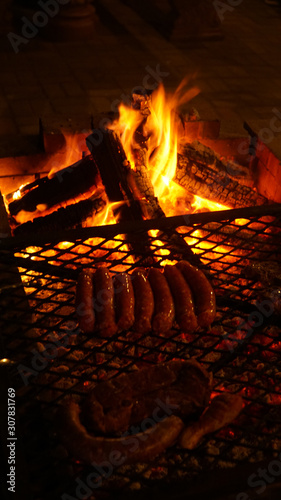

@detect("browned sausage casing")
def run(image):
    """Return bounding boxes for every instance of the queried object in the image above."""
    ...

[113,272,135,331]
[93,267,117,338]
[131,268,154,334]
[75,269,95,334]
[164,265,198,333]
[179,393,243,449]
[148,268,175,333]
[176,261,216,328]
[58,400,184,465]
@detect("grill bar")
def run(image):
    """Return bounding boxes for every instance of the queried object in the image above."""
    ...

[1,203,281,251]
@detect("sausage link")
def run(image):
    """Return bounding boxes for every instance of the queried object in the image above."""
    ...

[176,261,216,328]
[131,268,154,334]
[178,393,243,449]
[93,267,117,338]
[148,268,175,333]
[75,269,95,334]
[164,265,198,333]
[57,400,184,465]
[113,273,135,331]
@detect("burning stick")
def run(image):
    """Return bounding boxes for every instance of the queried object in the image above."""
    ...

[175,143,269,209]
[129,158,165,220]
[8,155,100,219]
[181,141,251,185]
[127,91,166,221]
[13,195,106,237]
[86,128,155,261]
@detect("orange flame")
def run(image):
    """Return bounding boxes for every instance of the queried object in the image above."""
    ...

[109,80,232,219]
[12,184,26,201]
[85,201,125,228]
[47,131,90,179]
[106,79,236,266]
[110,80,200,203]
[147,81,200,200]
[191,195,229,213]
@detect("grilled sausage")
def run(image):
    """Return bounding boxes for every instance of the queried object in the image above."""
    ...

[148,268,175,333]
[131,268,154,334]
[179,393,243,449]
[75,269,95,334]
[93,267,117,338]
[113,273,135,331]
[164,265,198,333]
[176,261,216,328]
[58,400,184,465]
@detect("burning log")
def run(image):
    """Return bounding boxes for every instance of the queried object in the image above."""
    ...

[130,164,200,263]
[128,92,166,221]
[87,129,143,221]
[8,155,100,218]
[175,144,269,209]
[129,159,165,220]
[86,129,154,261]
[181,141,251,185]
[13,196,106,237]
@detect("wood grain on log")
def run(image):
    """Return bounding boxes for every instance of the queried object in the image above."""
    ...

[181,141,251,185]
[176,144,269,209]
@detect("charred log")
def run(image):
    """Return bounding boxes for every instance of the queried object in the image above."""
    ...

[9,155,100,217]
[128,164,199,264]
[128,155,165,220]
[86,129,154,262]
[175,144,269,208]
[129,91,165,220]
[129,155,199,261]
[87,129,143,220]
[13,196,106,237]
[182,141,251,184]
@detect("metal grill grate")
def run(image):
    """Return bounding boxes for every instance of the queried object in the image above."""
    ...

[1,204,281,499]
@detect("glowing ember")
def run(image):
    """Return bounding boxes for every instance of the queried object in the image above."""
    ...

[191,195,229,213]
[15,200,133,273]
[12,184,26,201]
[149,229,173,264]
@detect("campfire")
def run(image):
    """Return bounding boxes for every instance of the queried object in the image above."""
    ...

[2,80,271,263]
[0,81,281,499]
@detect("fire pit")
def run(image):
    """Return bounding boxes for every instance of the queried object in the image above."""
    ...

[1,83,281,499]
